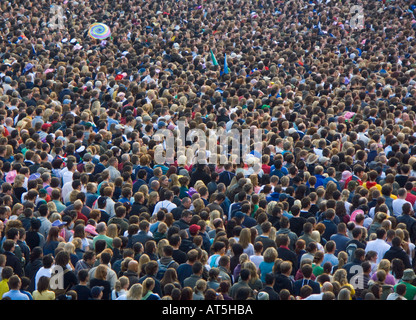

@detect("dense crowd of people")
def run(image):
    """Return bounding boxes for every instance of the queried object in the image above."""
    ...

[2,0,416,301]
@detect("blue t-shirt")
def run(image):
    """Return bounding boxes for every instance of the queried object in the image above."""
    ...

[3,290,30,300]
[258,261,274,282]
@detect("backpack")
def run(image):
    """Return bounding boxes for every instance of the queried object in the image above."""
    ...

[156,259,175,280]
[209,254,220,268]
[346,242,358,263]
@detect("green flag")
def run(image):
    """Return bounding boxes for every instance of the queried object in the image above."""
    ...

[210,49,218,66]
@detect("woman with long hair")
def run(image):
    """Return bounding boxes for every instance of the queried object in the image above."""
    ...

[43,226,61,256]
[112,276,130,300]
[147,191,160,214]
[241,261,263,291]
[116,283,143,300]
[90,265,112,300]
[141,277,161,300]
[12,174,27,203]
[332,268,356,297]
[238,228,255,256]
[137,254,150,277]
[33,276,55,300]
[160,268,181,295]
[69,224,90,252]
[179,287,194,300]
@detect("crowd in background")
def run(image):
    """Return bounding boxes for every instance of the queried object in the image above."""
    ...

[2,0,416,300]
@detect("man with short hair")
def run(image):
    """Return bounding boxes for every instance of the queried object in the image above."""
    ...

[255,221,277,251]
[2,275,29,300]
[383,236,412,269]
[342,248,366,282]
[3,239,23,278]
[152,190,177,216]
[130,220,154,247]
[330,222,351,255]
[392,188,411,217]
[176,249,199,286]
[276,234,298,275]
[93,222,113,249]
[74,251,97,275]
[274,261,294,295]
[183,261,204,289]
[229,269,253,300]
[293,264,321,297]
[394,269,416,300]
[365,228,391,264]
[171,197,192,220]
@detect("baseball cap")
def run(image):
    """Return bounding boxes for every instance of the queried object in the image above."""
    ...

[52,220,67,227]
[234,211,245,219]
[41,123,52,131]
[91,286,104,298]
[189,224,201,235]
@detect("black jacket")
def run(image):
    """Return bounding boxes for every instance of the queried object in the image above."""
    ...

[122,270,141,289]
[130,231,154,247]
[293,278,321,297]
[25,258,43,292]
[383,246,412,269]
[343,258,364,282]
[274,273,294,295]
[277,247,298,275]
[259,286,280,300]
[4,251,23,278]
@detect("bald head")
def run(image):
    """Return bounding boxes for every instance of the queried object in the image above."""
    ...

[127,260,139,273]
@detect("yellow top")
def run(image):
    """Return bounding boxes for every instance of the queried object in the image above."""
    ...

[32,290,56,300]
[0,279,9,300]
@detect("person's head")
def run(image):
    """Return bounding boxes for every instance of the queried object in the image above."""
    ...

[239,268,251,282]
[1,266,13,280]
[301,264,313,279]
[7,275,22,290]
[37,276,51,293]
[396,283,407,297]
[325,240,336,254]
[263,247,278,263]
[94,264,108,281]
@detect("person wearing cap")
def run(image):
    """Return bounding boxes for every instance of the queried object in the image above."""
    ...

[39,123,52,140]
[90,285,104,300]
[394,269,416,300]
[188,224,201,239]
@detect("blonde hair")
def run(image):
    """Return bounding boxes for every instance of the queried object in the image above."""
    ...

[138,254,150,275]
[63,242,75,254]
[377,259,391,274]
[127,283,143,300]
[238,228,252,249]
[115,276,130,292]
[194,279,207,294]
[72,237,82,249]
[94,265,108,281]
[263,247,278,263]
[242,260,260,282]
[142,277,155,297]
[106,224,118,238]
